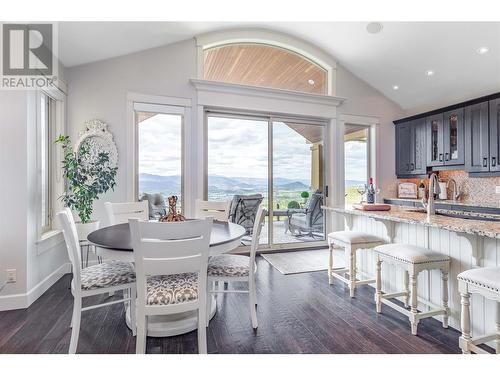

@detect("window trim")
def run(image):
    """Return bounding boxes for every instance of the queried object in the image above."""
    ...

[126,92,192,212]
[195,28,337,96]
[36,87,65,241]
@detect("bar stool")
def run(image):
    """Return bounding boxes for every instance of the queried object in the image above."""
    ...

[374,243,450,335]
[327,231,385,297]
[457,267,500,354]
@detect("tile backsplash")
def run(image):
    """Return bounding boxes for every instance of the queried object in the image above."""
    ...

[397,170,500,208]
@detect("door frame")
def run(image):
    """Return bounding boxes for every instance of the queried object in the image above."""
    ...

[204,110,328,251]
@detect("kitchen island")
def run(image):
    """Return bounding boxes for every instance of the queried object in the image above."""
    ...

[323,204,500,345]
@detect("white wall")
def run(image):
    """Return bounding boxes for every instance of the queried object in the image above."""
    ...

[67,39,198,225]
[0,62,70,310]
[67,38,403,225]
[336,64,404,199]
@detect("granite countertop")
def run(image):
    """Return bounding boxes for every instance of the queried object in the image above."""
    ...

[384,197,499,209]
[323,205,500,239]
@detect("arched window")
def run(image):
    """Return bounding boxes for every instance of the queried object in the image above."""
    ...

[203,43,328,95]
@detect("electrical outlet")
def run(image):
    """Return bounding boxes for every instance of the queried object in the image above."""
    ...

[6,269,16,283]
[496,186,500,194]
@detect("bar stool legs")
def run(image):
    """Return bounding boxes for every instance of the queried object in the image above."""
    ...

[409,272,419,335]
[375,256,382,313]
[442,270,449,328]
[459,292,472,354]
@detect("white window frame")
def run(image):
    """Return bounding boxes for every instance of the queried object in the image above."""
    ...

[34,86,66,247]
[126,93,192,213]
[195,28,338,96]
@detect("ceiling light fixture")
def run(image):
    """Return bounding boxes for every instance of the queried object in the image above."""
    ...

[366,22,383,34]
[308,79,315,85]
[476,47,489,55]
[426,70,435,77]
[392,85,399,90]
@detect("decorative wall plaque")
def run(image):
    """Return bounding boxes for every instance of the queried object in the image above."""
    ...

[74,119,118,168]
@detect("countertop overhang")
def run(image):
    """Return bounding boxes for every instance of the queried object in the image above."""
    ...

[323,205,500,239]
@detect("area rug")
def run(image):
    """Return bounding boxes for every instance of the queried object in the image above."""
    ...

[261,249,337,275]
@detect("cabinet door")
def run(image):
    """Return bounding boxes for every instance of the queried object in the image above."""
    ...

[396,122,411,176]
[426,114,444,166]
[465,102,490,172]
[443,108,465,165]
[489,98,500,172]
[412,118,427,174]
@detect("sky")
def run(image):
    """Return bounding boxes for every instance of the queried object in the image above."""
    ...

[138,113,368,183]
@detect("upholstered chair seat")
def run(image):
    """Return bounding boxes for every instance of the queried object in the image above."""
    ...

[146,273,199,306]
[208,254,256,277]
[80,260,136,291]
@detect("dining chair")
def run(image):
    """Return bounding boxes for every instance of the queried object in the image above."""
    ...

[129,217,213,354]
[104,201,149,225]
[206,205,266,329]
[195,199,231,221]
[57,208,137,354]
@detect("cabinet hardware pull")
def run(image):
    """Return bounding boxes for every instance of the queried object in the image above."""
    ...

[483,157,488,168]
[439,153,444,162]
[445,153,449,161]
[492,157,497,167]
[410,163,415,171]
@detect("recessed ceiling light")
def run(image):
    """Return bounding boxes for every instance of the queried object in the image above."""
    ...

[366,22,383,34]
[392,85,399,90]
[426,70,435,77]
[308,79,315,85]
[476,47,489,55]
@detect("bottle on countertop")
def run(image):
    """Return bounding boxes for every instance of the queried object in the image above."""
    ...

[367,177,375,204]
[418,180,426,199]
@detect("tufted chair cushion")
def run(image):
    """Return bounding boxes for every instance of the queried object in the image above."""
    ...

[374,244,450,265]
[146,273,199,305]
[208,254,254,277]
[328,231,384,245]
[80,261,136,290]
[458,267,500,293]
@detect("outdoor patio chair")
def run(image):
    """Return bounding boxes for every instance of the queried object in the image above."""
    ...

[228,194,264,235]
[140,192,167,220]
[288,191,324,238]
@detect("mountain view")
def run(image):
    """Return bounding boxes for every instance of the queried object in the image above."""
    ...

[139,173,364,206]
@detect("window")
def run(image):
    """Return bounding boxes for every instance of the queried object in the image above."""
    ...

[204,43,327,95]
[39,93,56,233]
[344,124,369,204]
[134,103,184,212]
[206,112,326,248]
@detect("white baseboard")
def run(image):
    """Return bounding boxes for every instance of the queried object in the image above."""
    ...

[0,262,71,311]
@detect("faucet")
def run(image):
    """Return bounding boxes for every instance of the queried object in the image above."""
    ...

[422,173,440,220]
[447,178,461,201]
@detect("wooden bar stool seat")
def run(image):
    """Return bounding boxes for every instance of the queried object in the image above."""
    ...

[327,231,385,297]
[457,267,500,354]
[374,243,450,335]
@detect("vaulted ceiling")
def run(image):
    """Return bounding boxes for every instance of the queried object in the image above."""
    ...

[59,22,500,112]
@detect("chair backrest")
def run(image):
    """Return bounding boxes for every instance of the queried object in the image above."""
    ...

[140,193,167,220]
[249,205,266,273]
[105,201,149,225]
[305,192,323,227]
[129,217,213,306]
[228,194,263,234]
[195,199,230,221]
[57,208,82,288]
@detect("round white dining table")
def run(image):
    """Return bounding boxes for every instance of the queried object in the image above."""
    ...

[87,220,246,337]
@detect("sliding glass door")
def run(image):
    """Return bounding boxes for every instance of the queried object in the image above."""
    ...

[206,112,326,249]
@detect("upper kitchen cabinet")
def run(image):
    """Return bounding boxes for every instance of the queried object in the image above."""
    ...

[395,118,426,177]
[489,98,500,172]
[426,108,464,167]
[465,101,490,173]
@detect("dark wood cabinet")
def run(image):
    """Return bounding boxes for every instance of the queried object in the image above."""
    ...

[426,109,464,166]
[394,92,500,177]
[489,98,500,172]
[427,114,444,166]
[395,119,426,177]
[465,102,490,172]
[443,108,465,165]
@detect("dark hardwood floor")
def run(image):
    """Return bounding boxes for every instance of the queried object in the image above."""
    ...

[0,256,463,354]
